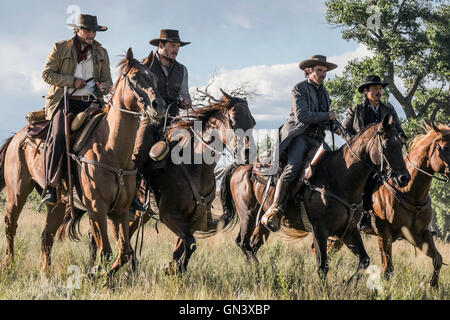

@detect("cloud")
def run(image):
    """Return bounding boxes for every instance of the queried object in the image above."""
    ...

[191,44,373,130]
[0,37,50,95]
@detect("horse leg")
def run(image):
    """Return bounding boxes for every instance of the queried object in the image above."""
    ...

[236,211,259,263]
[88,229,97,266]
[88,208,113,270]
[377,234,394,280]
[410,229,442,288]
[40,203,66,272]
[107,212,133,277]
[3,178,34,267]
[312,225,329,281]
[341,229,370,285]
[180,233,196,272]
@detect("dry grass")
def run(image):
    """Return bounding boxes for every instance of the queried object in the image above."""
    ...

[0,191,448,300]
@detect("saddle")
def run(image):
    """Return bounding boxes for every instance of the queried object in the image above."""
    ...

[22,107,105,153]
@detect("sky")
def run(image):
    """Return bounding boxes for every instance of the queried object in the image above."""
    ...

[0,0,384,145]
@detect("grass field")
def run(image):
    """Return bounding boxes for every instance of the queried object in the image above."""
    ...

[0,190,448,300]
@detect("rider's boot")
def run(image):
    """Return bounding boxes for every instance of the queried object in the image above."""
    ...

[261,179,290,232]
[38,186,57,212]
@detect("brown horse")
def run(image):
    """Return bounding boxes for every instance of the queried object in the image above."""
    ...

[221,114,410,283]
[0,48,165,276]
[328,122,449,287]
[123,92,256,273]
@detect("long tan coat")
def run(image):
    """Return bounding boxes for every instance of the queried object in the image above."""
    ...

[42,38,113,120]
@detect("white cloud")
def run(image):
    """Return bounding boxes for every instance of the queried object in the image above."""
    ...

[191,44,373,129]
[0,38,49,95]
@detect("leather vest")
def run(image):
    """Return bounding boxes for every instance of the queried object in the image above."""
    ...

[149,56,185,117]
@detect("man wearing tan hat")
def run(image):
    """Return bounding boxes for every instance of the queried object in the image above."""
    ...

[131,29,191,211]
[261,55,339,232]
[40,14,112,205]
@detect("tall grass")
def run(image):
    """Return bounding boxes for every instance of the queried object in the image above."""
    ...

[0,190,448,299]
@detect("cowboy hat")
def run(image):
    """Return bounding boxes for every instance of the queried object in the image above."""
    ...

[358,75,389,93]
[299,55,337,71]
[149,29,190,47]
[67,14,107,32]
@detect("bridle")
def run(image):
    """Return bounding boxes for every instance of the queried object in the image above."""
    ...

[109,71,154,121]
[335,120,399,180]
[406,139,449,182]
[190,107,236,159]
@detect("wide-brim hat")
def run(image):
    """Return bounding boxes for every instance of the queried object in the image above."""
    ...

[67,14,107,32]
[358,75,389,93]
[149,29,190,47]
[299,55,337,71]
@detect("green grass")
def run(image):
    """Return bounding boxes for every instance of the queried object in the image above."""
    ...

[0,190,448,300]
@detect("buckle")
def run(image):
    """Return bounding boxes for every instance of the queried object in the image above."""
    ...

[82,95,91,102]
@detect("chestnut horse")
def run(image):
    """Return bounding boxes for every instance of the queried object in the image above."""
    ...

[221,115,410,283]
[0,48,165,276]
[123,92,256,273]
[329,122,449,287]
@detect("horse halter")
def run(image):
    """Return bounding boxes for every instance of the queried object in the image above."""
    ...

[406,139,449,182]
[110,71,153,121]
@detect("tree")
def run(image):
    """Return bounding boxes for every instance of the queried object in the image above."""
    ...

[325,0,449,238]
[325,0,449,121]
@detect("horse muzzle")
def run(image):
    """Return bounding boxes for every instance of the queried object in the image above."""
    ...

[391,169,411,188]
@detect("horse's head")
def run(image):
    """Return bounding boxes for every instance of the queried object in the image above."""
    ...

[429,122,450,179]
[113,48,166,118]
[220,89,256,164]
[369,114,410,187]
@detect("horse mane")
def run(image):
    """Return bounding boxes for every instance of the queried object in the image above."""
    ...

[167,101,229,137]
[110,56,141,94]
[408,122,449,152]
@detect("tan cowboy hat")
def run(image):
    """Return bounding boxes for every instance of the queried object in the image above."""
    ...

[67,14,107,32]
[149,29,190,47]
[299,55,337,71]
[358,75,389,93]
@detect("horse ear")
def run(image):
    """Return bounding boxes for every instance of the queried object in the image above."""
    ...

[126,48,134,62]
[143,51,154,68]
[430,120,441,133]
[220,89,232,103]
[381,113,394,131]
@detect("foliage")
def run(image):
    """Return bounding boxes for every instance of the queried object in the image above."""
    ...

[325,0,450,119]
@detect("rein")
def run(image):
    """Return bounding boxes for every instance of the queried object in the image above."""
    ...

[406,153,448,183]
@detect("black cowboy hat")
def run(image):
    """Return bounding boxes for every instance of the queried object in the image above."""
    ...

[67,14,107,32]
[358,75,389,93]
[299,55,337,71]
[149,29,190,47]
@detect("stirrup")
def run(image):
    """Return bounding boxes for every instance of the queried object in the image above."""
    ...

[37,189,57,212]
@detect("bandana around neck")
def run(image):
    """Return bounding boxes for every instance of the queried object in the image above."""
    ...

[73,35,92,63]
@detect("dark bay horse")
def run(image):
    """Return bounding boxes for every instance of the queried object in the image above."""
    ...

[0,48,165,276]
[120,91,256,273]
[221,114,410,282]
[328,122,449,287]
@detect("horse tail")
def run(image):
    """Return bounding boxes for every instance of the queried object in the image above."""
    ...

[197,163,239,238]
[279,227,310,240]
[0,135,14,191]
[58,206,86,242]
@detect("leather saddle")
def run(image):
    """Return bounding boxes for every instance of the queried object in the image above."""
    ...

[22,107,104,153]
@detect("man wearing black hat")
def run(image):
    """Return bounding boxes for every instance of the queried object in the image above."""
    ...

[343,75,407,232]
[131,29,191,210]
[261,55,340,232]
[40,14,112,205]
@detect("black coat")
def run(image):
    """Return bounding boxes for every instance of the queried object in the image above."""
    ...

[342,100,407,139]
[279,79,331,152]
